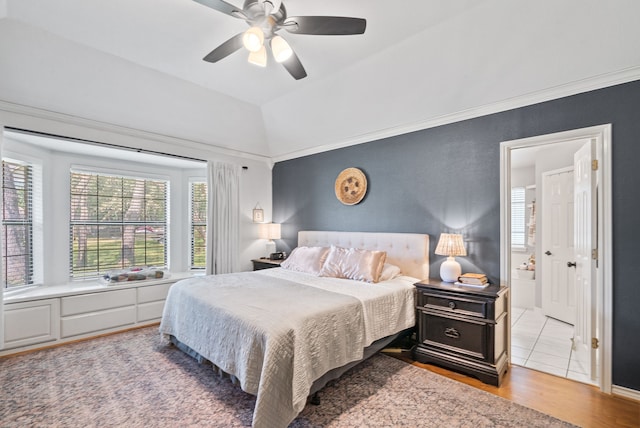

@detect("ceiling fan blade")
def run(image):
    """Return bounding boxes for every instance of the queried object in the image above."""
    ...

[203,33,244,63]
[284,16,366,35]
[281,50,307,80]
[192,0,246,19]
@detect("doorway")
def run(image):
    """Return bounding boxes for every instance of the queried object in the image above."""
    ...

[500,125,612,393]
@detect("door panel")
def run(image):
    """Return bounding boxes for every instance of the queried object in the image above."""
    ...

[541,169,575,324]
[573,139,597,381]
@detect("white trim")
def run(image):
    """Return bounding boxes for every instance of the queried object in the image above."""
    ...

[70,164,171,182]
[500,124,612,394]
[2,68,640,166]
[0,100,271,164]
[612,385,640,402]
[273,67,640,163]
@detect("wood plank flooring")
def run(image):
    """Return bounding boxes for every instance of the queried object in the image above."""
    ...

[386,351,640,428]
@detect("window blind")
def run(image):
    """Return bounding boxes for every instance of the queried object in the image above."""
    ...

[511,187,526,248]
[190,181,207,270]
[69,169,169,279]
[2,160,34,288]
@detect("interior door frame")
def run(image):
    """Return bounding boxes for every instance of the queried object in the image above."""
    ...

[500,124,612,393]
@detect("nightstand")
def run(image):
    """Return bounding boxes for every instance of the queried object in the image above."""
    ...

[251,258,285,271]
[412,278,509,386]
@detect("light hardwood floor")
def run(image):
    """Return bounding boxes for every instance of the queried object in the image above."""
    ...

[388,351,640,428]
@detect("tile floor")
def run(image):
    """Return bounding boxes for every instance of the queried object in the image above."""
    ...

[511,306,597,385]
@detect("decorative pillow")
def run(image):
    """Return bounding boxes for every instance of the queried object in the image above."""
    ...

[280,246,330,276]
[319,245,387,283]
[378,263,402,282]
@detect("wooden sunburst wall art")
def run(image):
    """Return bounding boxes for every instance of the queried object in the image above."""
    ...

[335,167,367,205]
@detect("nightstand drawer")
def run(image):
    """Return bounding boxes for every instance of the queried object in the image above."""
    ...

[419,291,487,319]
[419,312,488,361]
[252,258,284,271]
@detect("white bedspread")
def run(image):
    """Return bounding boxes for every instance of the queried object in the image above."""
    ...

[159,269,416,428]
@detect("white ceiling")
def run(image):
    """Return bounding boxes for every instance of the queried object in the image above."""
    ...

[1,0,640,161]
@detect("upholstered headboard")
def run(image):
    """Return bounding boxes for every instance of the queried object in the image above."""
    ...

[298,231,429,280]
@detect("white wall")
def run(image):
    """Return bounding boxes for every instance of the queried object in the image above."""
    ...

[263,0,640,160]
[0,18,268,157]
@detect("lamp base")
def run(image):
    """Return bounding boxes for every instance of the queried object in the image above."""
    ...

[440,257,461,282]
[265,240,276,257]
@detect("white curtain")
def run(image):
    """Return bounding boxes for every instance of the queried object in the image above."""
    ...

[206,161,240,275]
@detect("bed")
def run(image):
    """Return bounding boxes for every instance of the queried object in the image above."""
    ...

[159,231,429,428]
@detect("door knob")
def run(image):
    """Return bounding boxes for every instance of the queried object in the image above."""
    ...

[545,250,552,256]
[567,261,577,268]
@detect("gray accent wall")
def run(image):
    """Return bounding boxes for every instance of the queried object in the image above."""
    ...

[273,79,640,392]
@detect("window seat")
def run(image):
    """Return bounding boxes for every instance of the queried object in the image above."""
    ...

[1,272,197,356]
[3,272,195,304]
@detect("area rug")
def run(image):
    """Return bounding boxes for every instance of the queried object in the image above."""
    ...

[0,327,576,427]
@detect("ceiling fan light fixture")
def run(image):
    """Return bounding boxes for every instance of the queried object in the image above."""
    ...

[271,35,293,63]
[242,26,264,52]
[248,45,267,67]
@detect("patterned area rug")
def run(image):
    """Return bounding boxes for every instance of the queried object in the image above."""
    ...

[0,327,576,427]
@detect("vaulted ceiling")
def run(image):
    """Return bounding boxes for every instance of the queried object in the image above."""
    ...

[1,0,639,161]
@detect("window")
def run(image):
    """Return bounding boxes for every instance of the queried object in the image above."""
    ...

[2,160,34,288]
[511,186,526,249]
[69,170,169,279]
[189,181,207,270]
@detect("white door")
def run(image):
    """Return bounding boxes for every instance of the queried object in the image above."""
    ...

[572,139,597,381]
[541,168,575,324]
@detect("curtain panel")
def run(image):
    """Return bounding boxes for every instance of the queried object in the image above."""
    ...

[206,161,240,275]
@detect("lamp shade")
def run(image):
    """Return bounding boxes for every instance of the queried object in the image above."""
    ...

[248,45,267,67]
[242,26,264,52]
[259,223,281,240]
[434,233,467,257]
[271,35,293,63]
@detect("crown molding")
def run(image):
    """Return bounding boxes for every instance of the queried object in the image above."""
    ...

[271,67,640,164]
[0,100,272,165]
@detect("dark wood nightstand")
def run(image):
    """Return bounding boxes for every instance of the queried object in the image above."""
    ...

[251,258,285,271]
[412,278,509,386]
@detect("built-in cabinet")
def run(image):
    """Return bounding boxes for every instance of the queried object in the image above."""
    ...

[3,298,60,350]
[2,277,182,355]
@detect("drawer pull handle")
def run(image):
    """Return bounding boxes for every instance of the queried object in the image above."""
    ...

[448,301,456,309]
[444,327,460,339]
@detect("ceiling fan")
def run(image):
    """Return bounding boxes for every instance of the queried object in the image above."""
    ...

[193,0,367,80]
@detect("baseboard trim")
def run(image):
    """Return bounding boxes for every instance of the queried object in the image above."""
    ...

[612,385,640,402]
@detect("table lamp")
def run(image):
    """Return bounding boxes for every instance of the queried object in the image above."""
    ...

[259,223,281,256]
[434,233,467,282]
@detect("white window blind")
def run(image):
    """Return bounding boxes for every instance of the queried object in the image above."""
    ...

[2,160,34,288]
[69,170,169,279]
[511,186,526,248]
[189,181,207,270]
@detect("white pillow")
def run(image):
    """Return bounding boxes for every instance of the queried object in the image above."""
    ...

[319,245,387,283]
[378,263,402,282]
[280,246,330,276]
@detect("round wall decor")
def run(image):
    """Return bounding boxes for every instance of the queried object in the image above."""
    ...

[335,167,367,205]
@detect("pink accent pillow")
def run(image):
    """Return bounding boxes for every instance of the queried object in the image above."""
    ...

[319,246,387,283]
[280,246,330,276]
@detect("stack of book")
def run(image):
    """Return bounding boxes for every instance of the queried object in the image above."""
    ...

[455,273,489,288]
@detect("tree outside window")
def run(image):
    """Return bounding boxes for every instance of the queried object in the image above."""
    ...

[70,171,168,278]
[2,160,33,288]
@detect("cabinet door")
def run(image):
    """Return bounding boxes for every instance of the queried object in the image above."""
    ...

[3,299,60,349]
[419,311,489,361]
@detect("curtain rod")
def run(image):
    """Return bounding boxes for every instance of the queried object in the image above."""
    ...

[5,126,208,164]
